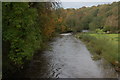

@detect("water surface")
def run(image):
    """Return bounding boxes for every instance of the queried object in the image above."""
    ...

[24,33,119,78]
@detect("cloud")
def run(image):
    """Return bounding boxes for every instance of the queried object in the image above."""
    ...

[61,0,119,2]
[61,2,113,9]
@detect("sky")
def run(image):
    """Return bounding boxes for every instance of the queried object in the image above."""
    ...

[61,0,119,2]
[61,0,119,9]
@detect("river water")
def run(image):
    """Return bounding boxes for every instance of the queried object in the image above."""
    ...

[22,33,119,78]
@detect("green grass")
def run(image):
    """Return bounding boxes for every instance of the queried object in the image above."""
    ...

[89,34,118,44]
[75,33,120,68]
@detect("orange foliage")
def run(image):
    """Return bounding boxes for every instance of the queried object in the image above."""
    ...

[43,16,56,38]
[61,25,66,32]
[57,17,63,23]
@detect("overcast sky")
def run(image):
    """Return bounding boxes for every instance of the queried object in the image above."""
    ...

[61,0,119,9]
[61,0,119,2]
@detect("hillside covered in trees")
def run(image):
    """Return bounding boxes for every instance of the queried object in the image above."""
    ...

[56,1,119,33]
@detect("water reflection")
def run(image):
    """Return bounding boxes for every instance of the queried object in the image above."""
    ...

[23,33,119,78]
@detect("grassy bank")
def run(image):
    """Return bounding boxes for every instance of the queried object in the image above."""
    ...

[75,33,120,71]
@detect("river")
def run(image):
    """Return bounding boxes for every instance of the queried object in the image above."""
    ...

[20,33,119,78]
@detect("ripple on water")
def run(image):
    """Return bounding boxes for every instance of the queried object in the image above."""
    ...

[24,34,119,78]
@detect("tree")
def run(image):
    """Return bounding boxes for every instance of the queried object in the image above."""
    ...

[2,2,60,78]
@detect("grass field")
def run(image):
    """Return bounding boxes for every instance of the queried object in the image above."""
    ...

[75,33,120,70]
[89,34,118,45]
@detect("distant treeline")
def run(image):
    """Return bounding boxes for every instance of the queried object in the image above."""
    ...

[56,1,119,33]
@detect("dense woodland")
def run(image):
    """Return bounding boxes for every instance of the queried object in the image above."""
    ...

[57,2,119,33]
[2,1,120,78]
[2,2,61,78]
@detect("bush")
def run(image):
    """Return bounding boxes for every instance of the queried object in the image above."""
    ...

[95,29,105,34]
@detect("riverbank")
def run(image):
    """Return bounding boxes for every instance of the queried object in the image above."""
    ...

[15,34,118,78]
[2,33,119,78]
[75,33,120,72]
